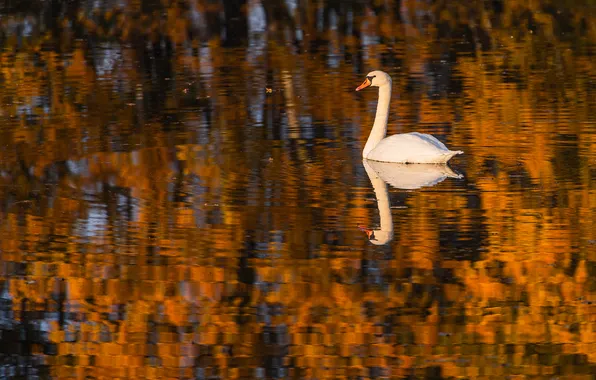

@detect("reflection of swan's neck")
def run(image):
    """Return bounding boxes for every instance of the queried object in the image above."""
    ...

[372,173,393,233]
[363,161,394,244]
[363,84,391,158]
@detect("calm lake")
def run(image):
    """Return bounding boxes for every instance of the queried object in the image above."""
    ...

[0,0,595,378]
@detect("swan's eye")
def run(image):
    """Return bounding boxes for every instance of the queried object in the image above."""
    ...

[369,231,376,240]
[367,75,376,83]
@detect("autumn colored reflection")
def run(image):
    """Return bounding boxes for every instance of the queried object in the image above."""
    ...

[0,0,595,378]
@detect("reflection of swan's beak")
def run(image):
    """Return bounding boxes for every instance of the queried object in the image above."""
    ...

[356,78,371,91]
[358,225,375,240]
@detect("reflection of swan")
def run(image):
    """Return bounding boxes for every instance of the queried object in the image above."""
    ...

[360,160,463,245]
[356,70,463,164]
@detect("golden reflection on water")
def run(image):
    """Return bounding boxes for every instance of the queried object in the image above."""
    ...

[0,0,595,378]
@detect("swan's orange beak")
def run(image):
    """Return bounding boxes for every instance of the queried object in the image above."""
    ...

[355,78,372,91]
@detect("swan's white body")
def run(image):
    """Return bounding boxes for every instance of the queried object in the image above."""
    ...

[357,70,463,164]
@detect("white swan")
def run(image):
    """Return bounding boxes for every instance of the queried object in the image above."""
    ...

[360,160,463,245]
[356,70,463,164]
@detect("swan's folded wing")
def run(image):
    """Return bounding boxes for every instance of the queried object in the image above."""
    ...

[367,133,458,163]
[405,132,450,151]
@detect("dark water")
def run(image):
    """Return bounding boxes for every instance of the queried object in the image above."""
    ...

[0,0,595,378]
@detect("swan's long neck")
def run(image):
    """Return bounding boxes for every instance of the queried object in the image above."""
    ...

[363,83,391,158]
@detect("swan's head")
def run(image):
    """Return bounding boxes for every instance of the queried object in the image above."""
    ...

[355,70,392,91]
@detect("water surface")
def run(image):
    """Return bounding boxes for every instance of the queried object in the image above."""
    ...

[0,0,595,378]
